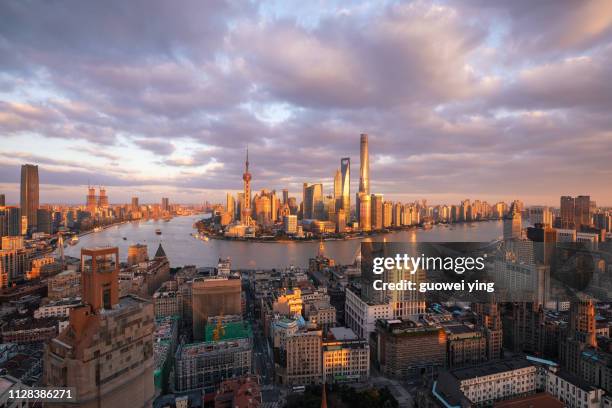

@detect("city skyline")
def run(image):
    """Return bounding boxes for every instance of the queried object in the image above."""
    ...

[2,1,612,205]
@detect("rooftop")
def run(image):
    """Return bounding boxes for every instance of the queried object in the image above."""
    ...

[451,358,534,381]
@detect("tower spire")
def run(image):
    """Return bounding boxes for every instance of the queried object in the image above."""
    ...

[246,145,249,172]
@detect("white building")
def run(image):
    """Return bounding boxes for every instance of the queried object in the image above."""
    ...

[344,288,392,339]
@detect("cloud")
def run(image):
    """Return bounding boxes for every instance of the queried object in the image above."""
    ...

[0,0,611,205]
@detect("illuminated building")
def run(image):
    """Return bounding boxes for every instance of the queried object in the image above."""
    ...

[283,215,297,234]
[98,186,109,209]
[86,185,97,214]
[358,192,371,231]
[27,256,59,280]
[20,164,39,232]
[529,206,553,226]
[36,208,52,234]
[0,245,28,288]
[131,196,139,211]
[44,247,155,408]
[383,201,393,228]
[241,147,252,225]
[303,183,323,220]
[273,288,303,316]
[333,169,342,211]
[127,243,149,265]
[340,158,350,215]
[192,277,242,340]
[359,134,369,195]
[226,193,235,220]
[322,327,369,383]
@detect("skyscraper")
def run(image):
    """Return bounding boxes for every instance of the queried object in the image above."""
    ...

[371,194,384,230]
[333,169,342,210]
[131,196,139,211]
[282,189,289,205]
[560,196,575,229]
[358,192,371,231]
[161,197,170,212]
[86,185,97,213]
[303,183,323,220]
[98,186,109,208]
[0,194,5,207]
[359,134,369,195]
[226,193,235,219]
[574,195,591,227]
[340,157,350,215]
[20,164,39,231]
[241,147,252,225]
[503,201,522,240]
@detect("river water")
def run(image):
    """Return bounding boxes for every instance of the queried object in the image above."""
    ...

[64,215,505,269]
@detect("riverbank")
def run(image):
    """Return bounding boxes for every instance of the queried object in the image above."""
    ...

[195,219,502,244]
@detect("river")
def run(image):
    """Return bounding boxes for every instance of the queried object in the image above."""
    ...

[64,215,506,269]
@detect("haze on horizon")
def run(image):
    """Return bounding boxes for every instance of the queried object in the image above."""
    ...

[1,0,612,206]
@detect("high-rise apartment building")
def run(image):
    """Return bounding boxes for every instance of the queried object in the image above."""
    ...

[20,164,39,231]
[44,247,155,407]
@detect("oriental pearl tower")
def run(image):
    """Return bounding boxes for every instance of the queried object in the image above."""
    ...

[241,147,252,225]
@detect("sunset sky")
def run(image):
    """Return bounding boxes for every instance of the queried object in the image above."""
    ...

[1,0,612,206]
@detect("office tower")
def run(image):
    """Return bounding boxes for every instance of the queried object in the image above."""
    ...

[226,193,235,220]
[333,168,342,210]
[358,192,371,231]
[359,134,369,195]
[340,157,350,215]
[574,195,592,227]
[371,194,384,230]
[0,194,4,206]
[560,196,575,229]
[503,201,522,240]
[44,247,155,407]
[241,148,252,225]
[161,197,169,212]
[392,203,402,226]
[192,278,242,340]
[36,208,52,234]
[131,196,139,211]
[236,192,244,220]
[303,183,323,220]
[253,193,271,225]
[20,164,39,231]
[282,188,289,205]
[98,186,109,209]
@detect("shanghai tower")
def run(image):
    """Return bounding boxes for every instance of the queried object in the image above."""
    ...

[359,133,369,194]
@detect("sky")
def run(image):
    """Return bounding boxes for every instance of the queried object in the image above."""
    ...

[1,0,611,206]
